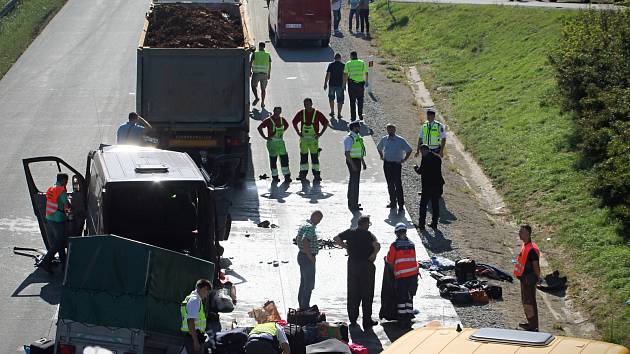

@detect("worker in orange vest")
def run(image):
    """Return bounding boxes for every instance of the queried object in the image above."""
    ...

[38,173,71,274]
[385,222,419,329]
[513,224,541,332]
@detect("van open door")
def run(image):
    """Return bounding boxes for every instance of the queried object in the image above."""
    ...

[23,157,87,250]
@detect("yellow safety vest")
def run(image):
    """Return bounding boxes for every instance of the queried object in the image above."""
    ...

[345,59,367,82]
[250,322,279,337]
[252,50,270,74]
[421,121,443,149]
[180,291,207,332]
[349,133,366,158]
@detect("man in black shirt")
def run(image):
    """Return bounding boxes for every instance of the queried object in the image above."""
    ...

[415,144,445,230]
[334,215,381,329]
[324,53,346,118]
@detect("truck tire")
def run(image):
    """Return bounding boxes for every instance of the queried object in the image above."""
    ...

[272,30,283,48]
[320,38,330,47]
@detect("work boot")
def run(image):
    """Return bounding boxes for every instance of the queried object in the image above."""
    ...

[313,171,322,182]
[429,221,438,229]
[386,202,396,208]
[272,176,280,182]
[296,172,307,181]
[284,174,292,183]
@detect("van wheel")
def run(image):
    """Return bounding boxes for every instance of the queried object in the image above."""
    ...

[320,38,330,47]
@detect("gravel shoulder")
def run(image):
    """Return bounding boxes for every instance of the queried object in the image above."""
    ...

[328,8,597,337]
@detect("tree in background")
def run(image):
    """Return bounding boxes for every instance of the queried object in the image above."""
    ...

[549,9,630,238]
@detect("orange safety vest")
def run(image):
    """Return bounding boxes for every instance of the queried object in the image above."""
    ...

[45,185,66,217]
[513,242,540,278]
[387,239,419,279]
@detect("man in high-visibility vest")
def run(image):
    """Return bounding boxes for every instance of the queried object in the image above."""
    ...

[415,108,446,157]
[385,223,419,329]
[245,322,291,354]
[343,51,369,122]
[343,121,367,211]
[38,173,71,274]
[257,106,292,182]
[292,98,329,182]
[250,42,272,108]
[514,224,540,332]
[181,279,213,354]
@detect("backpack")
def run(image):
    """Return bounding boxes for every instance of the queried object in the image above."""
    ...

[214,327,249,354]
[284,323,306,354]
[455,259,476,283]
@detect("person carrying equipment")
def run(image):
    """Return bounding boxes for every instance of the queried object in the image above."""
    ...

[258,107,292,182]
[385,223,419,329]
[292,98,329,181]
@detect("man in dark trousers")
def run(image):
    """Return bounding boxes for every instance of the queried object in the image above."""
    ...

[343,121,367,211]
[514,224,541,332]
[334,215,381,329]
[414,144,445,230]
[385,223,418,329]
[343,51,368,121]
[377,124,412,211]
[292,98,329,181]
[180,279,213,354]
[324,53,345,118]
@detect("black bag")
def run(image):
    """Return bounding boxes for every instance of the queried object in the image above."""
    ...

[379,262,398,321]
[30,338,54,354]
[284,323,307,354]
[485,285,503,299]
[214,327,249,354]
[450,290,473,305]
[455,258,476,283]
[288,305,321,326]
[436,275,457,287]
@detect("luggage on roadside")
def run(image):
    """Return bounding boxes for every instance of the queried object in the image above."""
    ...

[214,327,249,354]
[455,258,476,283]
[484,284,503,299]
[317,322,348,342]
[436,275,458,287]
[470,289,489,304]
[284,323,307,354]
[450,290,473,305]
[29,338,54,354]
[348,343,369,354]
[303,324,322,345]
[288,305,324,326]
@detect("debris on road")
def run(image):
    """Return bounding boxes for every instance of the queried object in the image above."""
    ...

[292,238,343,250]
[259,173,269,180]
[258,220,271,228]
[145,4,244,48]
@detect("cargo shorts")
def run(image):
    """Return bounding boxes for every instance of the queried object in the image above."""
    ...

[251,73,269,90]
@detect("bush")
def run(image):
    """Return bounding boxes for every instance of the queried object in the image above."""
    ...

[549,9,630,237]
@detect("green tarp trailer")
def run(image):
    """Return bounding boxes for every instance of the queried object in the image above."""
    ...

[59,235,215,336]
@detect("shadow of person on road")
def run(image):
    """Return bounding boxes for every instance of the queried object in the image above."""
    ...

[261,180,292,203]
[329,117,349,132]
[251,108,270,121]
[12,268,62,305]
[419,228,453,253]
[381,321,413,343]
[296,180,334,204]
[359,123,374,137]
[437,197,457,225]
[349,325,384,353]
[384,208,411,226]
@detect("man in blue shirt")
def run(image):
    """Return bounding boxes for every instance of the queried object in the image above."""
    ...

[117,112,152,145]
[377,124,412,211]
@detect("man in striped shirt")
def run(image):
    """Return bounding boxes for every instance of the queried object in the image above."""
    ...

[296,210,323,310]
[386,223,419,329]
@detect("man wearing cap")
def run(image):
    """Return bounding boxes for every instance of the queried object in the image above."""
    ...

[386,223,419,329]
[343,121,367,211]
[415,108,446,157]
[414,144,445,230]
[257,107,292,183]
[377,124,413,211]
[334,215,381,329]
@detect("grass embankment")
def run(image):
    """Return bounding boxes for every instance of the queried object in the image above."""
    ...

[0,0,66,79]
[371,3,629,345]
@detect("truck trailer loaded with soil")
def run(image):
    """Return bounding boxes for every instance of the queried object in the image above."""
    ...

[137,0,252,182]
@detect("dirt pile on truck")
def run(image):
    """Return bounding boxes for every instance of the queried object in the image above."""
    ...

[145,4,244,48]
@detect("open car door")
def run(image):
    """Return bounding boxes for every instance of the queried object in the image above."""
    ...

[23,156,87,250]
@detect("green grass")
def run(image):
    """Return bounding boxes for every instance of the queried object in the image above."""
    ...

[371,2,630,345]
[0,0,67,79]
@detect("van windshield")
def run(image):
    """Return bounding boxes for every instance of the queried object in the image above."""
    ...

[106,182,204,253]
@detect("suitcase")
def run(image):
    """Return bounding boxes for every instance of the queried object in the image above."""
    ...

[30,338,54,354]
[455,258,476,283]
[284,323,307,354]
[470,289,489,304]
[288,305,322,326]
[450,290,473,305]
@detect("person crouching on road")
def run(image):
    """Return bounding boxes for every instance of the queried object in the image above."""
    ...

[514,224,541,332]
[38,173,71,274]
[181,279,213,354]
[258,107,292,183]
[245,322,291,354]
[385,223,419,329]
[344,121,367,211]
[292,98,329,182]
[414,144,445,230]
[333,215,381,329]
[296,210,323,310]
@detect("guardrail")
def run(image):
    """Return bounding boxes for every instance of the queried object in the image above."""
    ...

[0,0,18,18]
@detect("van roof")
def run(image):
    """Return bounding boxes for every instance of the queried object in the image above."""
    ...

[95,145,205,183]
[382,327,630,354]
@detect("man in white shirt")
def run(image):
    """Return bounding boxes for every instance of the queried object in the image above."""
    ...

[344,121,367,211]
[181,279,213,354]
[245,322,291,354]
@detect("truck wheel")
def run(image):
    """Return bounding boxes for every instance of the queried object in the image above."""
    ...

[273,34,283,48]
[320,38,330,47]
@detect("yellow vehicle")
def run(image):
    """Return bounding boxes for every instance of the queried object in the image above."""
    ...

[382,327,629,354]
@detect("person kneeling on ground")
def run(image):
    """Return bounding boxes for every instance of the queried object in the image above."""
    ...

[245,322,291,354]
[385,223,419,329]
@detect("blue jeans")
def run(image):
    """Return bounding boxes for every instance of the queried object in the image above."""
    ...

[328,86,345,104]
[42,220,67,267]
[349,9,359,31]
[333,10,341,30]
[297,252,316,310]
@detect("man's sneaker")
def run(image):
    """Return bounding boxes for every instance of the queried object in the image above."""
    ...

[386,203,396,208]
[338,113,343,119]
[252,98,259,105]
[261,102,266,108]
[359,115,364,121]
[329,111,335,117]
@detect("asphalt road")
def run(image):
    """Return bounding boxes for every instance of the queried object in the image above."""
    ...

[0,0,457,352]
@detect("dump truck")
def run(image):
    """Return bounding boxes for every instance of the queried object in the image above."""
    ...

[54,235,216,354]
[23,145,232,266]
[137,0,253,182]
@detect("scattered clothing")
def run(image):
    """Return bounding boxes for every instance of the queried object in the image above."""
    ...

[476,263,513,283]
[419,256,456,271]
